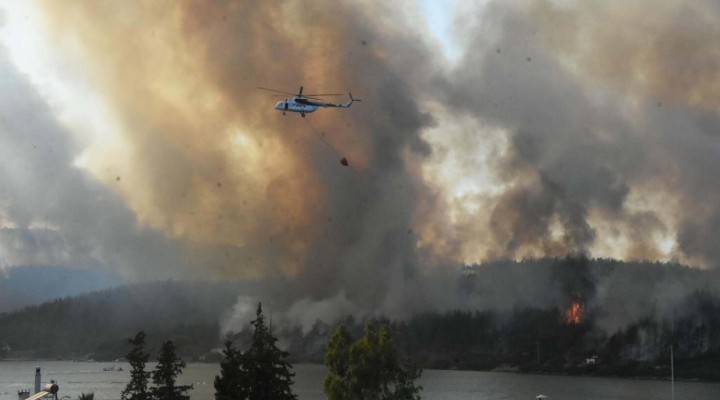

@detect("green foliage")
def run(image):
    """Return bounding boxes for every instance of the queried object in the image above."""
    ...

[324,325,353,400]
[214,303,297,400]
[151,340,192,400]
[246,303,298,400]
[121,331,150,400]
[214,341,248,400]
[325,323,422,400]
[77,393,94,400]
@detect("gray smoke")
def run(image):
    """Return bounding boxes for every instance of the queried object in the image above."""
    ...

[1,0,719,335]
[0,43,192,280]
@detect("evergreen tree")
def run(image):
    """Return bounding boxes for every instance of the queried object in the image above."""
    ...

[325,323,422,400]
[121,331,151,400]
[214,340,248,400]
[324,325,354,400]
[215,303,297,400]
[151,340,193,400]
[245,303,297,400]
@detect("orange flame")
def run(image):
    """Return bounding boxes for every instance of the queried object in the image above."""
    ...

[564,302,585,325]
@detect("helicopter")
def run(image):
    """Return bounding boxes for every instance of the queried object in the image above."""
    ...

[258,86,361,117]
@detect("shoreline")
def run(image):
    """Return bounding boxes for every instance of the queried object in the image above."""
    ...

[457,366,720,384]
[4,359,719,385]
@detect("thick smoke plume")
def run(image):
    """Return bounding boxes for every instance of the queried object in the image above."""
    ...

[0,39,191,280]
[428,0,720,267]
[31,0,442,325]
[0,0,719,332]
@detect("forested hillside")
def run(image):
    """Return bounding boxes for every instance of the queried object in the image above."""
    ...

[3,260,720,381]
[0,280,244,360]
[0,266,124,312]
[278,289,720,380]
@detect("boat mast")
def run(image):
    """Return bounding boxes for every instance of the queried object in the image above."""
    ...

[671,345,675,400]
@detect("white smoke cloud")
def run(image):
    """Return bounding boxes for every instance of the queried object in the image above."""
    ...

[0,40,192,279]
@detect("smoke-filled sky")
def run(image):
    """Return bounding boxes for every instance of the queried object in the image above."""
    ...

[1,0,720,327]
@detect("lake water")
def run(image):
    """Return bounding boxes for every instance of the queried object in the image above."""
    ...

[1,361,719,400]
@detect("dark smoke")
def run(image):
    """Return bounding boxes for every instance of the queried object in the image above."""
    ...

[34,0,445,327]
[434,0,720,268]
[1,0,719,334]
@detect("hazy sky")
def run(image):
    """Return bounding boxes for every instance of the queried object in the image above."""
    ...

[1,0,719,324]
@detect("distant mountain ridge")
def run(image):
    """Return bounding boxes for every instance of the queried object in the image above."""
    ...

[0,266,125,313]
[0,280,245,360]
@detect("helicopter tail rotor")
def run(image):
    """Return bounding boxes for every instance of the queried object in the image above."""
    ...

[344,93,362,107]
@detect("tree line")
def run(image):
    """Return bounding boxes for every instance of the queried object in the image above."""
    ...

[119,303,423,400]
[0,281,242,360]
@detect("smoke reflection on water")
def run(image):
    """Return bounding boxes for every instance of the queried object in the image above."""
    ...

[2,361,720,400]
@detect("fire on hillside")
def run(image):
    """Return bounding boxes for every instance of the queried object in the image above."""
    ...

[564,302,586,325]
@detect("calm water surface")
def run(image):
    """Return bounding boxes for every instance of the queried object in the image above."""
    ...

[1,361,719,400]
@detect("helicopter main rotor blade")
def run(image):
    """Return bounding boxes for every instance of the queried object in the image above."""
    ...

[257,86,344,98]
[257,87,297,96]
[303,93,344,97]
[301,96,339,101]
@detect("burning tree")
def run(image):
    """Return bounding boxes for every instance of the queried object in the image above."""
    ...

[564,301,586,325]
[552,257,593,326]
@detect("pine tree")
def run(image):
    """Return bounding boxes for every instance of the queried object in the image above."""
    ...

[214,340,248,400]
[325,323,422,400]
[215,303,297,400]
[151,340,193,400]
[246,303,297,400]
[121,331,151,400]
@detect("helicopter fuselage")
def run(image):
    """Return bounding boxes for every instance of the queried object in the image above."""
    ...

[265,89,359,117]
[275,98,318,117]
